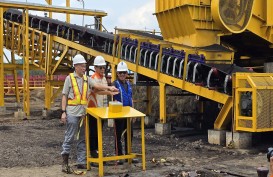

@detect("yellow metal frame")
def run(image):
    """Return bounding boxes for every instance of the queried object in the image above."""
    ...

[0,1,107,17]
[0,8,4,106]
[2,16,232,127]
[234,73,273,132]
[86,107,146,177]
[0,1,107,115]
[22,9,30,116]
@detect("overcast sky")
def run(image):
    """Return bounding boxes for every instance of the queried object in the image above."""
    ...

[16,0,160,32]
[4,0,160,61]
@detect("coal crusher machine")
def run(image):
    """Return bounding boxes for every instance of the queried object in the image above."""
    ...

[1,0,273,132]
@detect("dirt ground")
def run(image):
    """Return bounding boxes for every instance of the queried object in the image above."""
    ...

[0,93,271,177]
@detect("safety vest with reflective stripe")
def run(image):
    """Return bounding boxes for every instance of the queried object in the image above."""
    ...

[88,73,108,108]
[68,73,88,105]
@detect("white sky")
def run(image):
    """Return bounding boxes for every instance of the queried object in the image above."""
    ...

[4,0,160,62]
[16,0,160,32]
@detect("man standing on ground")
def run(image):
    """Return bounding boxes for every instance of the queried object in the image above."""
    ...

[60,54,118,173]
[88,56,109,159]
[113,61,138,165]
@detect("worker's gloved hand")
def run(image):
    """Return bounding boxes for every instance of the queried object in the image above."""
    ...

[267,147,273,162]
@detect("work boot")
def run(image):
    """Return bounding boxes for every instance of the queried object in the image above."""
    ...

[61,154,72,174]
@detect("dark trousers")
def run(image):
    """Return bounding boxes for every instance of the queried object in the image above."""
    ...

[88,115,104,152]
[114,118,133,155]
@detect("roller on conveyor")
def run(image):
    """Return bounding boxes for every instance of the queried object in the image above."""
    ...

[3,9,252,96]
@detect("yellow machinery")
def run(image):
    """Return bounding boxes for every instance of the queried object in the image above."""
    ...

[0,0,273,133]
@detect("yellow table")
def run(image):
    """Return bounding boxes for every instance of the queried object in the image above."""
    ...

[85,106,146,177]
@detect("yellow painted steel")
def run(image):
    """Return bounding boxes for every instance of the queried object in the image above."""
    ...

[66,0,70,23]
[0,1,107,17]
[146,86,152,116]
[159,82,166,123]
[2,18,231,126]
[211,0,254,33]
[22,9,30,116]
[45,35,53,109]
[0,8,4,107]
[86,107,146,177]
[2,2,271,133]
[214,97,233,130]
[155,0,273,47]
[234,73,273,132]
[47,0,52,18]
[117,29,234,64]
[11,53,19,103]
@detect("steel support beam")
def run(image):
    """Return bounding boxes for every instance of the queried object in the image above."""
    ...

[159,82,166,123]
[0,1,107,17]
[0,7,3,106]
[45,34,53,109]
[66,0,70,23]
[23,9,30,116]
[11,52,19,103]
[214,97,233,130]
[146,86,152,116]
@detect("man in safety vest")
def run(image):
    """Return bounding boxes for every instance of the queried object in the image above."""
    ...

[60,54,118,173]
[88,56,109,160]
[113,61,138,165]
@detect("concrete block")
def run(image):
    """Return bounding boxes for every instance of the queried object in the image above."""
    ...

[226,131,252,149]
[42,109,47,118]
[208,129,226,146]
[144,116,155,127]
[155,123,171,135]
[14,110,26,119]
[0,106,6,112]
[108,119,114,128]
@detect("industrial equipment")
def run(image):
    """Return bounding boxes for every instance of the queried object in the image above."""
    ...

[1,0,273,133]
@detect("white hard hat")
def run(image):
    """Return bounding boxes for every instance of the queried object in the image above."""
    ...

[117,61,128,72]
[73,54,86,66]
[94,56,106,66]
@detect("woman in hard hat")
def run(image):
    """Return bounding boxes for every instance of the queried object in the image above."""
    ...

[113,61,138,165]
[60,54,118,173]
[88,56,109,161]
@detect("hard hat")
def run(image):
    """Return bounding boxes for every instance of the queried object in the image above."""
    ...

[94,56,106,66]
[73,54,86,66]
[117,61,128,72]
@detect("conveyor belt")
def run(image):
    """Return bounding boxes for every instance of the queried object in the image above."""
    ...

[3,9,250,98]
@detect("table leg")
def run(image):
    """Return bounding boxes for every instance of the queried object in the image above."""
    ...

[98,118,104,176]
[85,115,91,170]
[141,116,146,170]
[127,117,132,163]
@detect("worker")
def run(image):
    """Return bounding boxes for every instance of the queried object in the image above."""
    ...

[60,54,118,173]
[113,61,138,165]
[88,56,109,159]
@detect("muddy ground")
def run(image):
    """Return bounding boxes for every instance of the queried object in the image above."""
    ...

[0,92,272,177]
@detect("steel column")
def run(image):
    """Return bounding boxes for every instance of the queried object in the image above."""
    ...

[159,82,166,123]
[45,35,53,109]
[146,86,152,116]
[23,9,30,116]
[111,63,116,82]
[66,0,70,23]
[11,52,20,103]
[0,8,4,106]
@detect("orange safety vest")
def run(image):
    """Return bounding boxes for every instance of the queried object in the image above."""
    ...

[87,73,99,108]
[68,73,88,105]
